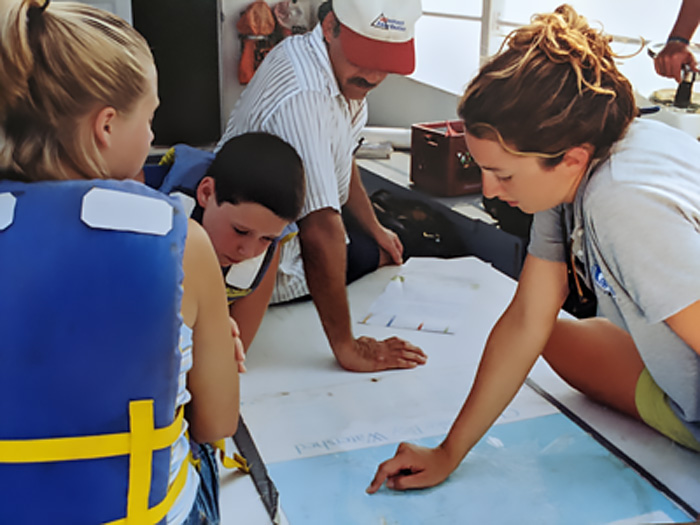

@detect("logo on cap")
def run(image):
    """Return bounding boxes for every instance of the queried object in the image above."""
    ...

[370,13,407,32]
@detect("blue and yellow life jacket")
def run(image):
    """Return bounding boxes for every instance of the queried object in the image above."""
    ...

[0,178,188,524]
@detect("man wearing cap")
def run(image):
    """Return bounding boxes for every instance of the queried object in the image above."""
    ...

[216,0,427,373]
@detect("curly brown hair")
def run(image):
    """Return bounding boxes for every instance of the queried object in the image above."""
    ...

[458,4,638,166]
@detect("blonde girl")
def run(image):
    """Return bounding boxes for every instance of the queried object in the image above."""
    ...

[0,1,239,522]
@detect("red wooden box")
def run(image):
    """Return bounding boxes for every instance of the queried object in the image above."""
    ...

[410,120,482,197]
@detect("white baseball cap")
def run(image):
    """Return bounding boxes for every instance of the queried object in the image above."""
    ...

[333,0,422,75]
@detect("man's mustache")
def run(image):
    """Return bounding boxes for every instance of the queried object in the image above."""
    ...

[349,77,378,89]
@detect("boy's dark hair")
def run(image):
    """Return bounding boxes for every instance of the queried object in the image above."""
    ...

[207,132,305,222]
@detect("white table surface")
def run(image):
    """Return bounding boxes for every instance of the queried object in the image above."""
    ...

[219,257,700,523]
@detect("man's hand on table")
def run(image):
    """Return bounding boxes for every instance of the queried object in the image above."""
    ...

[375,225,404,265]
[335,336,427,372]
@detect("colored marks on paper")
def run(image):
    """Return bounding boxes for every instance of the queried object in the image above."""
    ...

[359,274,468,335]
[359,312,453,334]
[359,258,511,335]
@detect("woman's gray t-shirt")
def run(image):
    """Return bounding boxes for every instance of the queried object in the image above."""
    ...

[528,118,700,441]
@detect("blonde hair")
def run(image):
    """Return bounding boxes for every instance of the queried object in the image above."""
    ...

[458,4,638,165]
[0,0,153,181]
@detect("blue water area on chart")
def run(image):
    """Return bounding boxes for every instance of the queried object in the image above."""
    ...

[268,413,690,525]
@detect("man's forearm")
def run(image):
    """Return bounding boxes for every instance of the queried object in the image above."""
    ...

[299,209,355,359]
[670,0,700,40]
[344,161,383,238]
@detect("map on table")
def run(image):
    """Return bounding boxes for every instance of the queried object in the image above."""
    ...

[269,413,691,525]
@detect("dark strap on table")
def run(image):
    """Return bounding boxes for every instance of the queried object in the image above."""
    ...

[232,415,280,523]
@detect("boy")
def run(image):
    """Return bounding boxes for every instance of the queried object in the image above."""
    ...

[145,132,305,366]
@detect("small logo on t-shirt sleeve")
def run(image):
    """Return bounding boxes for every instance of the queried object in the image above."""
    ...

[593,264,615,298]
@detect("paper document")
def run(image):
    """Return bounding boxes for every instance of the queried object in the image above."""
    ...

[359,257,485,334]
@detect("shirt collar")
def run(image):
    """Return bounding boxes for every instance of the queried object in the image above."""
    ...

[572,156,604,232]
[308,23,341,99]
[568,155,606,289]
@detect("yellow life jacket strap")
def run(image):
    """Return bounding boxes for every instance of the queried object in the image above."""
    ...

[213,439,250,473]
[0,400,186,524]
[0,401,183,463]
[279,230,297,245]
[183,433,248,473]
[104,451,189,525]
[158,147,177,167]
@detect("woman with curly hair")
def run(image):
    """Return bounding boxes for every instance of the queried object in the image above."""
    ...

[369,4,700,492]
